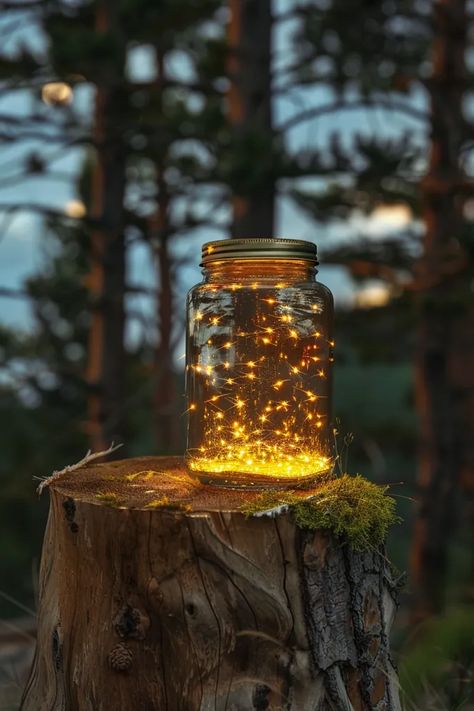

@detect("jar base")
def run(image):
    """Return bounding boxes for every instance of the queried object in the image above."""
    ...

[187,467,332,491]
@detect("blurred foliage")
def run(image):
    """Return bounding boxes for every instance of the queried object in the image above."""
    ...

[0,10,472,710]
[400,608,474,709]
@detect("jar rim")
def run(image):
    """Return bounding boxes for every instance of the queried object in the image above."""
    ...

[201,238,318,265]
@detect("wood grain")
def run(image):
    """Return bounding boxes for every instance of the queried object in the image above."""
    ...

[21,456,401,710]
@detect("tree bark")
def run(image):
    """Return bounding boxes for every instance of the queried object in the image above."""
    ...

[22,456,400,710]
[86,0,127,453]
[411,0,474,619]
[227,0,275,237]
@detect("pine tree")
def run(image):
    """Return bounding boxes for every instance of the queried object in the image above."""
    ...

[280,0,473,616]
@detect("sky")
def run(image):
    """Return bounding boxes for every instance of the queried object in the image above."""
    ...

[0,0,426,343]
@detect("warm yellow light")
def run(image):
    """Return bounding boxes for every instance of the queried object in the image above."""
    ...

[64,199,86,218]
[189,445,330,479]
[42,82,73,106]
[187,288,332,483]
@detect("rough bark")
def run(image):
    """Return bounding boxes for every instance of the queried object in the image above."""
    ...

[86,0,127,453]
[411,0,474,618]
[22,456,400,710]
[227,0,275,236]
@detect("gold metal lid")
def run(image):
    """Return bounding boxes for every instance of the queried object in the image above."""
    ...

[201,238,318,265]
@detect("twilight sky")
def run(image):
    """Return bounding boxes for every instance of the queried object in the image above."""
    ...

[0,0,426,344]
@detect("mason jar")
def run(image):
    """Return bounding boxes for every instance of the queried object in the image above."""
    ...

[185,238,334,488]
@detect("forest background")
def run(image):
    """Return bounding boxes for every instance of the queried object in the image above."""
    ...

[0,0,473,708]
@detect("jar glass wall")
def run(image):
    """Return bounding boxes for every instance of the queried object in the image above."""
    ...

[185,239,334,488]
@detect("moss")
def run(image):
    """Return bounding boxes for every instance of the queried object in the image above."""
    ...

[146,497,192,512]
[146,496,170,509]
[241,474,400,550]
[95,492,123,507]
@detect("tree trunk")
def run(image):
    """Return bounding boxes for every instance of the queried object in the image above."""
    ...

[22,456,400,710]
[227,0,275,237]
[150,48,181,455]
[411,0,474,619]
[86,0,127,453]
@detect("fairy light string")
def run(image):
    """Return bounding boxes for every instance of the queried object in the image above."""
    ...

[187,281,334,481]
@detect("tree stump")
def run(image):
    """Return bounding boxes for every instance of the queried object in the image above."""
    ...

[22,456,401,710]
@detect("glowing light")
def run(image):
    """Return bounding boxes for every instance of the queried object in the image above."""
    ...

[42,82,73,106]
[371,203,412,229]
[187,285,332,481]
[64,199,86,218]
[354,284,391,309]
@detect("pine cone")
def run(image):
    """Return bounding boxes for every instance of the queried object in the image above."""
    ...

[108,643,133,672]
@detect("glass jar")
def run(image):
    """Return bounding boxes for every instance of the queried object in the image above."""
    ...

[185,238,334,488]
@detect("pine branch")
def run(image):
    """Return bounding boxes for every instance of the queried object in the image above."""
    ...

[35,444,123,495]
[278,98,429,133]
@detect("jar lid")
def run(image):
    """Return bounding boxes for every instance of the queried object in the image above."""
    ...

[201,238,318,265]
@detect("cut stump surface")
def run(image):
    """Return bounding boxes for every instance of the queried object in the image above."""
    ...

[22,456,401,710]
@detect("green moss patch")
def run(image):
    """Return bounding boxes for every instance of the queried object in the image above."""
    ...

[95,492,123,507]
[146,497,192,512]
[241,474,399,550]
